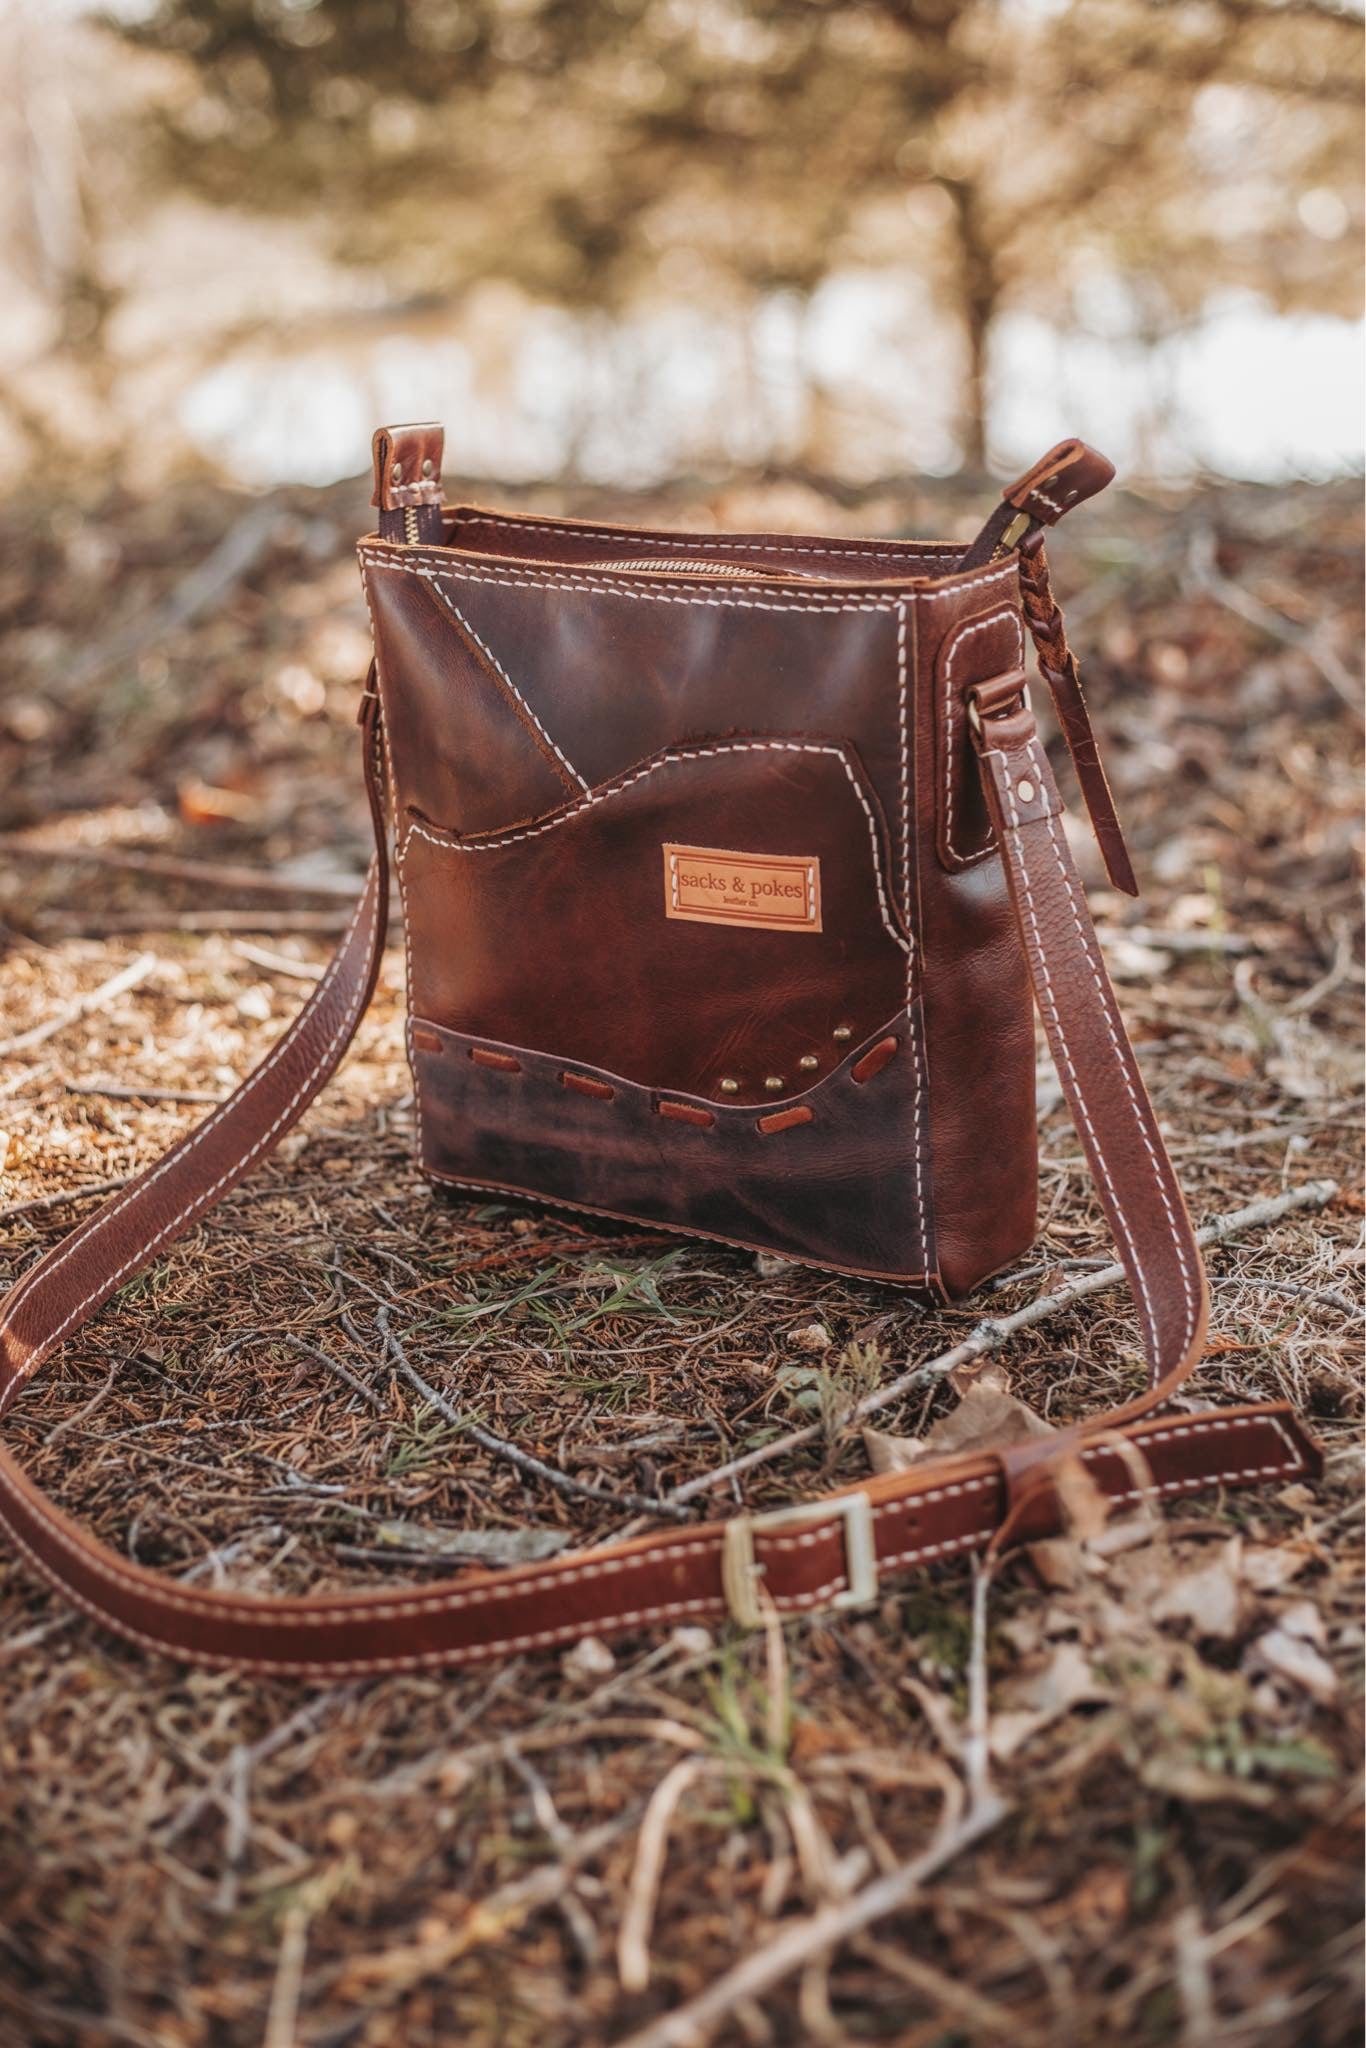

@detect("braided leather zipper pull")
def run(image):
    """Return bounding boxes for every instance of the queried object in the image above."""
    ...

[1018,532,1138,897]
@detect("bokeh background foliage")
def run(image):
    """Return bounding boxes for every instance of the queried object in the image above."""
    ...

[2,0,1362,488]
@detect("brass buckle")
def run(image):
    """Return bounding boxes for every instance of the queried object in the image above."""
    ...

[721,1492,878,1630]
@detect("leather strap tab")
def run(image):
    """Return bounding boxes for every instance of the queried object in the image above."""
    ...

[371,423,445,543]
[1003,439,1115,525]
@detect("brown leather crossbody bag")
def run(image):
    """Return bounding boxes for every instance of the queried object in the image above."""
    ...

[0,424,1319,1674]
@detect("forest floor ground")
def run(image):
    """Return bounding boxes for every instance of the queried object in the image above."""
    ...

[0,466,1361,2047]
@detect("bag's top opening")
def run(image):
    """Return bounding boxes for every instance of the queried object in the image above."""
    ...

[365,425,1115,585]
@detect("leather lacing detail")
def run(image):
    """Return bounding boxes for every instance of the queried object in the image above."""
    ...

[438,1034,903,1137]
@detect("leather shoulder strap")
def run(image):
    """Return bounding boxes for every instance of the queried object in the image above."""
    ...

[0,689,1318,1674]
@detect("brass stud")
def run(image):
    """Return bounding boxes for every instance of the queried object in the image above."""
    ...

[798,1054,819,1071]
[1017,777,1035,804]
[764,1075,785,1093]
[421,457,435,477]
[390,462,403,484]
[719,1077,740,1095]
[832,1026,852,1043]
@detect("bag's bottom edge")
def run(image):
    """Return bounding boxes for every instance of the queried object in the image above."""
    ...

[421,1163,948,1297]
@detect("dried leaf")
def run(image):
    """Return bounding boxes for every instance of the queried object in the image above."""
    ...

[917,1378,1054,1461]
[1152,1538,1245,1640]
[1250,1627,1338,1705]
[1052,1452,1111,1545]
[789,1322,832,1353]
[947,1356,1011,1399]
[562,1635,615,1684]
[1275,1598,1326,1645]
[178,779,261,826]
[1027,1538,1082,1591]
[1242,1544,1312,1593]
[990,1642,1112,1759]
[862,1427,928,1474]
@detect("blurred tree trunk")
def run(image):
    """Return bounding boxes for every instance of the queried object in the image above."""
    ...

[941,176,998,470]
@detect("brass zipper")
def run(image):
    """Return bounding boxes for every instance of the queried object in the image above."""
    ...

[584,556,811,581]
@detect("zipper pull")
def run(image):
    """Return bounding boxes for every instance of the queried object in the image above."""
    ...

[957,439,1115,571]
[371,422,445,545]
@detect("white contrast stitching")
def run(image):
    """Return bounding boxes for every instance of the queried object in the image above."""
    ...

[1028,486,1077,519]
[402,741,911,961]
[893,601,929,1275]
[992,750,1160,1360]
[357,550,1022,613]
[896,603,911,988]
[448,509,959,564]
[1029,737,1199,1368]
[416,577,589,792]
[941,607,1024,865]
[360,559,426,1175]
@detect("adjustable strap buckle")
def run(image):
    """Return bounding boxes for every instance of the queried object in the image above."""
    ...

[721,1491,878,1630]
[965,665,1030,741]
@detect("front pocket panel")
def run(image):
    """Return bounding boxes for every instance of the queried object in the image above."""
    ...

[411,1016,934,1286]
[399,736,911,1106]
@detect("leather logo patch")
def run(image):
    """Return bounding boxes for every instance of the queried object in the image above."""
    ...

[663,843,821,934]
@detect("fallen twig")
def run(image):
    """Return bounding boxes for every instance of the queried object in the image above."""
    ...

[335,1814,636,1997]
[65,499,281,692]
[0,951,157,1056]
[44,1357,120,1443]
[0,1177,130,1222]
[160,1689,355,1846]
[619,1757,709,1992]
[1097,923,1259,958]
[0,838,359,899]
[242,1331,388,1416]
[670,1178,1339,1505]
[617,1792,1008,2048]
[377,1305,693,1522]
[263,1907,309,2048]
[233,941,326,982]
[65,1079,222,1105]
[37,910,356,935]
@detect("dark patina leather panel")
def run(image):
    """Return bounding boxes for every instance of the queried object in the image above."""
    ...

[362,558,578,835]
[365,546,926,872]
[412,1016,936,1287]
[396,735,910,1107]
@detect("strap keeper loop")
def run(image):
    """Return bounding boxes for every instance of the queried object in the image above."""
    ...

[966,666,1029,739]
[721,1491,878,1630]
